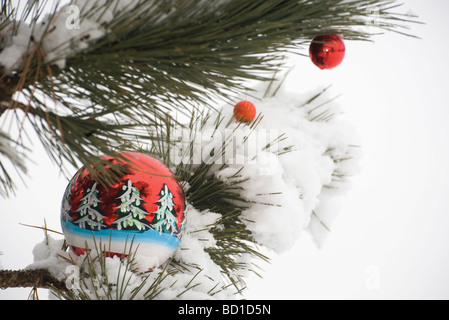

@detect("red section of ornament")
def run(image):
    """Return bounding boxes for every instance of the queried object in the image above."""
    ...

[309,34,345,70]
[234,100,256,123]
[69,245,128,259]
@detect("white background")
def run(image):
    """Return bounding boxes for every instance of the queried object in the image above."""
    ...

[1,0,449,299]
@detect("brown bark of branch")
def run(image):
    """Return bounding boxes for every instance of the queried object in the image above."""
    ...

[0,66,24,117]
[0,269,68,292]
[0,102,8,118]
[0,67,20,118]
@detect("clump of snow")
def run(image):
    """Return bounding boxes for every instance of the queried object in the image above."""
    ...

[158,205,237,299]
[66,254,147,300]
[245,84,361,248]
[0,0,141,71]
[27,236,71,281]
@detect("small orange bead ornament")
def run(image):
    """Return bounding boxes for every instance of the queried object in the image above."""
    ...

[233,100,256,123]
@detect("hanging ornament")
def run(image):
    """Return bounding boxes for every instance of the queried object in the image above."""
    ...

[309,34,345,70]
[60,151,186,269]
[234,100,257,123]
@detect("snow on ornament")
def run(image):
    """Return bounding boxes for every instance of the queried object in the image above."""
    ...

[60,152,186,269]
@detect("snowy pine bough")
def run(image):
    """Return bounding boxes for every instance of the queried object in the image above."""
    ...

[0,0,417,299]
[28,82,360,300]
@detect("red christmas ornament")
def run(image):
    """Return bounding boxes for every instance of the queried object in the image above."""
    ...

[60,151,186,268]
[234,100,256,123]
[309,34,345,70]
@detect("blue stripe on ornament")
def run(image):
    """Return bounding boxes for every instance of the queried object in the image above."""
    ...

[61,220,180,250]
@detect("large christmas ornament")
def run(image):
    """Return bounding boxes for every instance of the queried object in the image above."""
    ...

[234,100,256,123]
[60,152,186,269]
[309,34,345,70]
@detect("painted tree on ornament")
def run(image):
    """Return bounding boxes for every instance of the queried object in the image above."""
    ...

[112,179,152,231]
[150,183,179,235]
[72,182,106,230]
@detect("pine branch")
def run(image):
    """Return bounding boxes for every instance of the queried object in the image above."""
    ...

[0,269,67,292]
[0,0,419,196]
